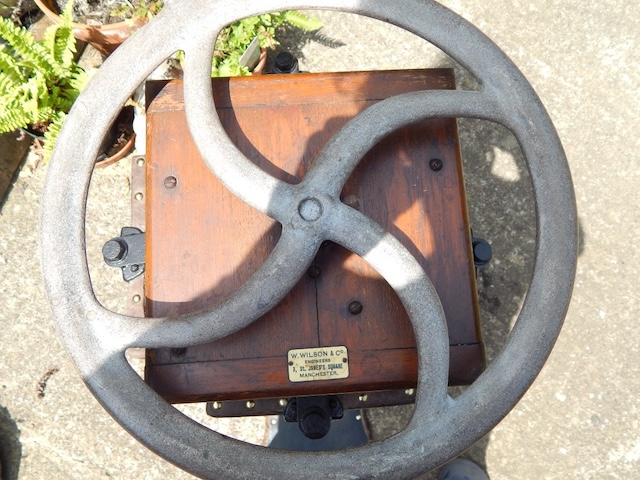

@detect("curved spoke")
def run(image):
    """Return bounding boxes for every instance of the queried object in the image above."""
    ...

[303,90,503,196]
[181,38,297,220]
[41,0,576,477]
[325,203,451,417]
[88,226,321,351]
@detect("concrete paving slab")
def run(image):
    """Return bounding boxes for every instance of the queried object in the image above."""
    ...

[1,1,638,478]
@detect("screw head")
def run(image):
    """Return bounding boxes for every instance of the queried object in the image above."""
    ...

[348,300,363,315]
[164,175,178,189]
[307,265,321,278]
[429,158,443,171]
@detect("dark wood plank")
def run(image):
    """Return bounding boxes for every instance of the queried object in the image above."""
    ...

[145,344,484,403]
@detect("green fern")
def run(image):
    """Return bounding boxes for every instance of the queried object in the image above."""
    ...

[281,11,324,32]
[0,2,87,161]
[42,111,66,163]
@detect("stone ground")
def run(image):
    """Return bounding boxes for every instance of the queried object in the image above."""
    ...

[1,0,639,478]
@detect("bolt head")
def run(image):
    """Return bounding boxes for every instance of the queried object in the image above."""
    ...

[103,239,127,261]
[307,265,321,278]
[429,158,443,171]
[348,300,363,315]
[298,198,323,222]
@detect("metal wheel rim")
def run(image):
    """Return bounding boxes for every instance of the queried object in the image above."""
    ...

[40,1,577,478]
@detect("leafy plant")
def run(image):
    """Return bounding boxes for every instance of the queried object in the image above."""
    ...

[110,0,164,24]
[0,2,88,160]
[168,10,323,77]
[211,11,323,77]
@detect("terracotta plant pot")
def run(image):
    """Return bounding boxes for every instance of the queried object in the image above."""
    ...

[21,107,135,166]
[34,0,144,55]
[252,49,268,75]
[95,105,136,168]
[95,132,135,168]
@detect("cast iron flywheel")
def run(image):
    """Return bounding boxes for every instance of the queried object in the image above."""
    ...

[41,0,577,478]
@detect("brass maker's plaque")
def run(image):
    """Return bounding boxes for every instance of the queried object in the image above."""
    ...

[288,346,349,383]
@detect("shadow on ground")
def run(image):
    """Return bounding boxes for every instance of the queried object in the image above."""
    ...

[0,132,31,211]
[0,405,21,480]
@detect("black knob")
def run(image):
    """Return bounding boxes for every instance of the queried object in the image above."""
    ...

[102,239,127,262]
[472,239,492,267]
[273,51,299,74]
[299,406,331,439]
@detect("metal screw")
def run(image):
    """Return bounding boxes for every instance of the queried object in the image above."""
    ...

[130,264,139,272]
[429,158,443,171]
[358,394,368,402]
[279,399,288,407]
[172,348,187,357]
[405,388,415,396]
[212,401,223,410]
[246,400,256,409]
[134,192,144,201]
[307,265,321,278]
[132,294,141,303]
[348,300,363,315]
[164,175,178,189]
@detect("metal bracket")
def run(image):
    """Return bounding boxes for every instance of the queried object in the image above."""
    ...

[283,396,344,440]
[102,227,146,282]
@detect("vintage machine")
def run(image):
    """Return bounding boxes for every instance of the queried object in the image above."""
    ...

[40,0,577,478]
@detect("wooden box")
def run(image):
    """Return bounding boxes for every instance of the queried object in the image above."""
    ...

[143,69,485,410]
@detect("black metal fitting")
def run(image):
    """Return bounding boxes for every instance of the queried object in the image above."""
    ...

[307,265,321,278]
[272,51,300,74]
[348,300,363,315]
[284,396,344,440]
[472,236,493,268]
[102,227,146,282]
[429,158,443,171]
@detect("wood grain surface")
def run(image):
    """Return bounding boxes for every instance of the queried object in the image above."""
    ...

[144,69,485,404]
